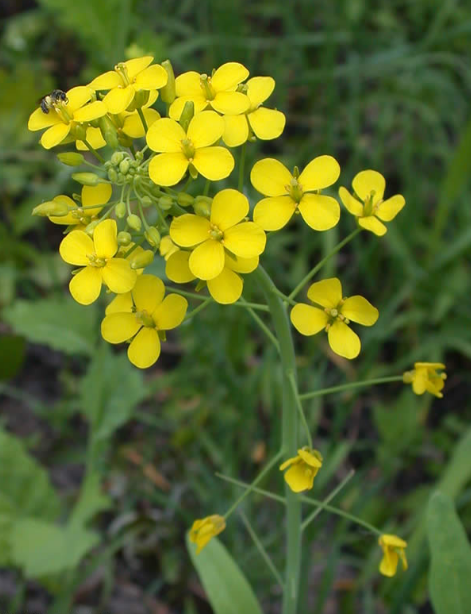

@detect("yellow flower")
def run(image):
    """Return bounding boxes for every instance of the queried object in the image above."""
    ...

[339,170,405,236]
[101,275,188,369]
[88,56,167,115]
[169,189,266,280]
[223,76,286,147]
[403,362,446,398]
[189,514,226,554]
[28,86,107,149]
[290,278,378,359]
[59,219,137,305]
[159,235,180,261]
[48,183,112,226]
[146,111,234,186]
[251,156,340,231]
[279,448,323,493]
[169,62,250,120]
[378,534,408,577]
[76,126,107,151]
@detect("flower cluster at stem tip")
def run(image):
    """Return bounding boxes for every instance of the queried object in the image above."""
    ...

[30,56,444,577]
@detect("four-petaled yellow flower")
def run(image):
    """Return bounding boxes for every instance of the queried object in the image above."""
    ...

[146,111,234,186]
[48,183,112,226]
[378,534,408,577]
[339,170,405,236]
[403,362,446,398]
[169,189,266,280]
[28,86,107,149]
[251,156,341,231]
[189,514,226,554]
[169,62,250,120]
[279,448,323,493]
[88,56,167,115]
[59,219,137,305]
[223,76,286,146]
[290,278,378,359]
[101,275,188,369]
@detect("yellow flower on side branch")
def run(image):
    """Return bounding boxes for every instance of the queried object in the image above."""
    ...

[279,448,323,493]
[378,534,408,577]
[47,183,112,226]
[290,278,378,359]
[189,514,226,554]
[251,156,341,231]
[339,170,405,236]
[403,362,446,398]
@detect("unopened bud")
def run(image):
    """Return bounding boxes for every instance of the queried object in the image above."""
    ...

[108,168,119,182]
[115,202,127,218]
[127,214,142,231]
[74,124,87,141]
[117,231,132,246]
[131,249,154,269]
[57,152,84,167]
[32,200,70,217]
[128,90,149,111]
[119,159,130,174]
[85,220,100,236]
[158,195,174,210]
[194,195,212,218]
[111,151,125,166]
[145,227,161,248]
[72,172,103,187]
[179,101,195,131]
[160,60,176,104]
[140,195,152,208]
[99,116,119,149]
[177,192,194,207]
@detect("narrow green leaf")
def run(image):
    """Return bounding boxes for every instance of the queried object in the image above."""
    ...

[427,491,471,614]
[186,535,263,614]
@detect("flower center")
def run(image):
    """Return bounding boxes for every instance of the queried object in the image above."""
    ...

[181,137,196,160]
[363,190,382,216]
[87,253,106,267]
[115,63,130,85]
[209,223,224,241]
[286,178,304,204]
[135,309,155,328]
[200,74,216,100]
[324,299,349,330]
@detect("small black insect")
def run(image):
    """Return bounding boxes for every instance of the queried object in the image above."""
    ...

[39,89,68,114]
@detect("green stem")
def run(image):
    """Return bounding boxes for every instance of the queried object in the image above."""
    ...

[252,266,301,614]
[288,373,312,448]
[240,297,280,352]
[273,287,298,306]
[83,139,105,164]
[137,108,148,133]
[238,142,247,192]
[299,375,404,401]
[184,297,212,321]
[289,228,361,300]
[301,469,355,531]
[240,511,284,589]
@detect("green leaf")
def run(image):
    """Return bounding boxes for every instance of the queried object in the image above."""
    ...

[427,491,471,614]
[186,535,263,614]
[0,334,25,380]
[80,344,146,440]
[11,519,99,578]
[70,473,111,527]
[3,297,98,356]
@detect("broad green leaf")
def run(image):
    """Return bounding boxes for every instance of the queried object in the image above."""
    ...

[80,344,146,440]
[186,535,263,614]
[11,519,99,578]
[3,297,98,356]
[70,473,111,527]
[427,492,471,614]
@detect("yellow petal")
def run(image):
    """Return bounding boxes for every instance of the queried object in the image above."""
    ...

[105,292,133,315]
[225,253,258,274]
[253,196,296,231]
[133,64,168,90]
[192,147,234,181]
[211,91,250,115]
[414,362,445,370]
[82,183,112,208]
[66,86,92,112]
[76,126,107,151]
[223,222,266,258]
[298,449,323,468]
[60,230,94,266]
[93,219,118,259]
[89,70,123,90]
[352,170,385,204]
[211,189,248,231]
[279,456,298,471]
[187,111,224,148]
[166,251,196,283]
[380,534,407,549]
[170,214,211,247]
[124,56,154,81]
[175,71,202,96]
[358,215,387,236]
[207,267,243,304]
[132,274,165,313]
[222,114,249,147]
[148,152,188,186]
[298,194,340,231]
[341,296,378,326]
[338,187,364,216]
[412,369,427,395]
[128,327,161,369]
[379,549,399,577]
[247,76,275,107]
[102,259,137,294]
[169,95,208,120]
[122,108,160,138]
[28,107,62,131]
[153,294,188,329]
[73,100,107,122]
[377,195,405,222]
[69,266,102,305]
[189,240,225,280]
[248,107,286,140]
[40,123,71,149]
[211,62,249,91]
[284,462,315,492]
[307,278,342,309]
[146,117,186,152]
[328,320,360,359]
[103,85,135,114]
[48,195,75,225]
[298,155,340,191]
[250,158,292,196]
[101,313,141,343]
[290,304,328,336]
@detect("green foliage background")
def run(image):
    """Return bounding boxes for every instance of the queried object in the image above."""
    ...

[1,0,471,612]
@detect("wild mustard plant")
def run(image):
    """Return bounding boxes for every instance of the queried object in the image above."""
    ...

[30,56,446,612]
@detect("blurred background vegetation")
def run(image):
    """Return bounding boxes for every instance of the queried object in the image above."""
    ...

[1,0,471,612]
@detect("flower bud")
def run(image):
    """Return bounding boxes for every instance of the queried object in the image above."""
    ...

[145,226,161,248]
[193,195,212,218]
[128,90,149,111]
[108,168,119,183]
[158,195,174,210]
[160,60,176,104]
[85,220,100,236]
[117,231,132,246]
[74,124,87,141]
[130,249,154,269]
[127,214,142,231]
[115,202,127,218]
[140,195,152,208]
[111,152,125,166]
[99,116,119,149]
[57,152,84,167]
[72,172,104,187]
[177,192,194,207]
[119,159,130,174]
[179,101,195,132]
[32,200,70,217]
